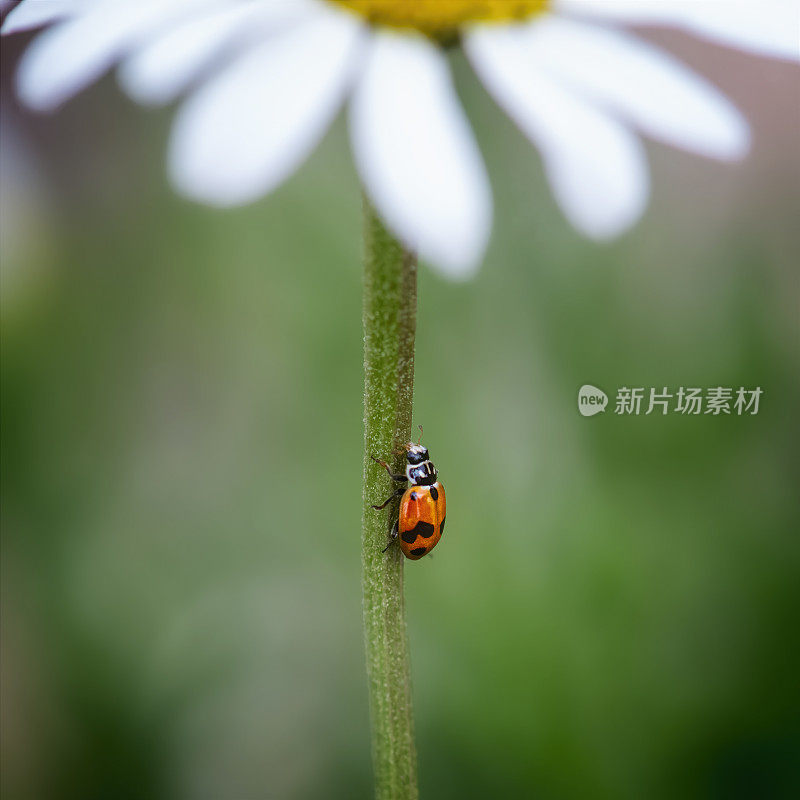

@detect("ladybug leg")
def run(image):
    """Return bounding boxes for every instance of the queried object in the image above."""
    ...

[382,519,399,553]
[371,456,406,482]
[371,486,405,510]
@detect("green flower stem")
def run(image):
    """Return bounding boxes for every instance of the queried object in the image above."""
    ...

[361,199,419,800]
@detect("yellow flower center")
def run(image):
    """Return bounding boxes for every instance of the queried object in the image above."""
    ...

[331,0,549,41]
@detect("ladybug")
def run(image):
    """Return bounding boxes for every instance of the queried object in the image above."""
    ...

[371,428,446,560]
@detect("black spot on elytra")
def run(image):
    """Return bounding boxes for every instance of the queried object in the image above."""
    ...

[429,485,438,501]
[408,520,435,540]
[401,519,435,543]
[439,516,445,535]
[410,492,417,501]
[410,547,427,557]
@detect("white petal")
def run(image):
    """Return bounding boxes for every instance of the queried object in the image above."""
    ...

[350,32,492,278]
[169,11,362,206]
[466,26,648,240]
[558,0,800,62]
[524,18,750,160]
[2,0,81,34]
[675,2,800,62]
[16,0,215,111]
[118,6,253,106]
[118,0,317,106]
[557,0,693,24]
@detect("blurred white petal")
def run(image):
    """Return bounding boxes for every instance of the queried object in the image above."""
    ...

[169,11,362,206]
[525,17,750,160]
[558,0,702,24]
[350,32,492,278]
[1,0,81,34]
[675,2,800,62]
[467,26,648,239]
[16,0,215,111]
[118,0,319,106]
[558,0,800,61]
[118,2,315,106]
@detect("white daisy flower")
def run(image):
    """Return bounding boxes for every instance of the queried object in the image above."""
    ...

[3,0,798,278]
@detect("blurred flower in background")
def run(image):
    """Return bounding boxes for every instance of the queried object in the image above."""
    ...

[3,0,798,276]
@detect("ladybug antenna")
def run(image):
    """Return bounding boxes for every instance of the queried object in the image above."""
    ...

[417,424,424,444]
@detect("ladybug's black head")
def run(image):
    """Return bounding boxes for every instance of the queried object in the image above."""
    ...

[405,444,429,465]
[405,443,436,486]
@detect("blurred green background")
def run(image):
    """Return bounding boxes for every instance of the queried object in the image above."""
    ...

[2,29,799,800]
